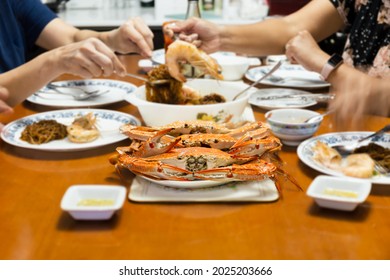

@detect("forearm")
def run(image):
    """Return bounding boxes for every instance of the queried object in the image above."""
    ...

[218,18,297,56]
[0,52,61,107]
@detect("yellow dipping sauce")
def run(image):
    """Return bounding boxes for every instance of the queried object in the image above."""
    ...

[77,199,114,206]
[323,188,358,198]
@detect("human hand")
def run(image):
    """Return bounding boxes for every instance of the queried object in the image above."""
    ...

[50,38,126,78]
[285,30,329,73]
[167,18,221,53]
[0,86,13,133]
[328,71,389,128]
[106,17,154,57]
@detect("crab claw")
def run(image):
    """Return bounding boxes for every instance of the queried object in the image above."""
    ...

[133,128,180,157]
[193,160,277,181]
[230,127,271,149]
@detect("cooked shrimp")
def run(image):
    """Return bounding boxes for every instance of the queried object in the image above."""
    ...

[165,40,223,82]
[342,153,375,178]
[67,112,100,143]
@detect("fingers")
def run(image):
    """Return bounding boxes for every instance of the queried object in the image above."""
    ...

[122,17,154,57]
[0,86,13,114]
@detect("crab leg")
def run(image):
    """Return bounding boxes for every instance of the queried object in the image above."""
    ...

[116,154,193,181]
[229,136,282,157]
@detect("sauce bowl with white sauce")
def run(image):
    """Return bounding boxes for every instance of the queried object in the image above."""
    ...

[61,185,126,220]
[306,175,371,211]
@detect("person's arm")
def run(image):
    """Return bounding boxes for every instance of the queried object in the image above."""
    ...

[285,30,390,126]
[171,0,344,56]
[0,38,127,107]
[35,17,154,57]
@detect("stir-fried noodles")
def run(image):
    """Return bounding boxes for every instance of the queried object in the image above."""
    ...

[20,120,68,144]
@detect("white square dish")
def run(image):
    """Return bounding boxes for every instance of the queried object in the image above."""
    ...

[61,185,126,220]
[306,175,371,211]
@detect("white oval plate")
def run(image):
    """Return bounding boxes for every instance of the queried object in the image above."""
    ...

[1,109,140,152]
[249,88,317,110]
[297,132,390,185]
[245,65,330,89]
[27,79,137,108]
[139,175,232,189]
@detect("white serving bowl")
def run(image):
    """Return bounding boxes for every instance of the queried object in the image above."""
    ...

[61,185,126,220]
[265,108,322,146]
[126,79,252,126]
[307,175,371,211]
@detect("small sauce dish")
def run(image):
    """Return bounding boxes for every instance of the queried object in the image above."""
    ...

[61,185,126,220]
[265,108,322,146]
[306,175,371,211]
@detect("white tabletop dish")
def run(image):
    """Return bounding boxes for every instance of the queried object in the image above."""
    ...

[0,109,140,152]
[249,88,317,110]
[27,79,137,108]
[307,175,371,211]
[125,79,253,126]
[265,108,322,146]
[266,55,290,65]
[130,176,279,202]
[297,132,390,185]
[245,64,330,89]
[61,185,127,220]
[139,175,231,189]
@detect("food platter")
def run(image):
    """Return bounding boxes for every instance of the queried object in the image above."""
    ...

[0,109,140,152]
[249,88,317,110]
[297,132,390,185]
[27,79,137,108]
[245,64,330,89]
[130,176,279,202]
[139,175,231,189]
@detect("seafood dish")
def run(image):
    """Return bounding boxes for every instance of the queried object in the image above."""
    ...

[145,40,225,105]
[20,113,100,145]
[67,112,100,143]
[311,141,375,178]
[110,120,300,193]
[146,65,226,105]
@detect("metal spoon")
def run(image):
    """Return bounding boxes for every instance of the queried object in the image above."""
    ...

[304,110,333,123]
[233,61,282,101]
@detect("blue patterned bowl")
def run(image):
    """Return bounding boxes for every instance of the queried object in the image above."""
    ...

[265,108,322,146]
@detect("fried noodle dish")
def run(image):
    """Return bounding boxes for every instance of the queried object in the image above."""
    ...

[20,120,68,144]
[146,65,226,105]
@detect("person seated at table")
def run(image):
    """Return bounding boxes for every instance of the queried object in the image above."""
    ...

[166,0,390,127]
[0,0,154,107]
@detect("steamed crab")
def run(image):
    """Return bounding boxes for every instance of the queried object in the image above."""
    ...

[109,120,300,193]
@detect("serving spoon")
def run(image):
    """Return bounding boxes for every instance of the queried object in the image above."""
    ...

[125,73,170,86]
[233,61,282,101]
[331,124,390,156]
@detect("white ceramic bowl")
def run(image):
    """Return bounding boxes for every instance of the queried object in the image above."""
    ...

[265,108,322,146]
[211,53,261,81]
[306,175,371,211]
[126,79,252,126]
[61,185,126,220]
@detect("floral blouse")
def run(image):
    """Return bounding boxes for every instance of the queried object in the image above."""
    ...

[329,0,390,78]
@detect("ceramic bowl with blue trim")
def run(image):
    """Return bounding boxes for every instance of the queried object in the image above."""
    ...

[265,108,322,146]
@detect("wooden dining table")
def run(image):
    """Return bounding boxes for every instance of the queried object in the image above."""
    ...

[1,54,389,260]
